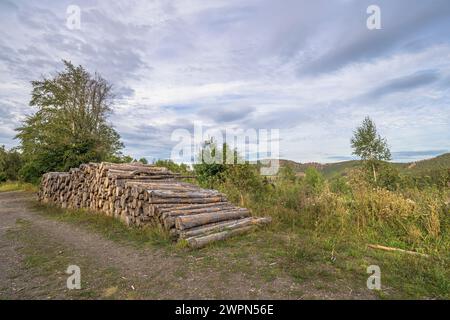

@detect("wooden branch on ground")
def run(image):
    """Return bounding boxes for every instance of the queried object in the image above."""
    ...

[367,244,429,258]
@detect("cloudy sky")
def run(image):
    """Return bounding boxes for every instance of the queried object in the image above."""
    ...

[1,0,449,163]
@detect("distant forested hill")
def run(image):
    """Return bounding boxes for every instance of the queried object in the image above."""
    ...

[270,153,450,178]
[398,153,450,173]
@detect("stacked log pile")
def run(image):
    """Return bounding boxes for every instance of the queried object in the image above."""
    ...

[38,162,271,248]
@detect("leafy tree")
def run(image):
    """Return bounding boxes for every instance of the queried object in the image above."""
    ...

[351,116,391,183]
[16,60,123,182]
[304,167,325,194]
[0,146,23,182]
[192,139,267,204]
[222,163,266,205]
[193,140,228,188]
[0,146,6,182]
[278,164,297,182]
[106,154,133,164]
[138,157,148,164]
[154,159,189,174]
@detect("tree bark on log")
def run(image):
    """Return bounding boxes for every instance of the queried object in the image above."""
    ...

[186,226,254,249]
[176,209,250,230]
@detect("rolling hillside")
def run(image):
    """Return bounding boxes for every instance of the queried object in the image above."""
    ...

[398,153,450,173]
[273,153,450,178]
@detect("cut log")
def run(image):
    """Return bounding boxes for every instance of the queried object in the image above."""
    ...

[175,209,250,230]
[161,205,235,219]
[186,226,254,249]
[149,190,222,198]
[149,196,227,204]
[157,202,230,214]
[180,217,271,239]
[38,161,271,248]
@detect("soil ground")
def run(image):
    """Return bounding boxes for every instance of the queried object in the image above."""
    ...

[0,191,377,300]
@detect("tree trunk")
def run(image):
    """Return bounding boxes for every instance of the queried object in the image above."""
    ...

[175,209,250,230]
[372,162,377,183]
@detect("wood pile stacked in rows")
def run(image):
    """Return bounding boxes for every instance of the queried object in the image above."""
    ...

[38,162,271,248]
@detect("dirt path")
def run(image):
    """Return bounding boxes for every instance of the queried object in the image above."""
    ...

[0,191,374,300]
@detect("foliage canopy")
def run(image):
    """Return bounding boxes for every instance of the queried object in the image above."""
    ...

[16,61,123,182]
[351,116,391,183]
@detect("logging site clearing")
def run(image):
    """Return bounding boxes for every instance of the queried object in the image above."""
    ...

[0,190,374,299]
[2,1,450,304]
[1,182,448,300]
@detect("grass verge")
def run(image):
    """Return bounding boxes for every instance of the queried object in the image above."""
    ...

[0,181,37,193]
[5,218,134,299]
[29,201,172,248]
[27,199,449,299]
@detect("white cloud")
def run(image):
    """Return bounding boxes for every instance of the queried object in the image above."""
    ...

[0,0,449,162]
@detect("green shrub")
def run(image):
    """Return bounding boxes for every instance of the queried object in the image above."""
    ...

[304,167,325,194]
[0,145,23,181]
[210,162,449,255]
[330,176,351,195]
[154,159,189,174]
[278,165,297,182]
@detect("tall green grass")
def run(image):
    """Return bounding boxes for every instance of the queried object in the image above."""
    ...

[211,167,449,298]
[240,171,449,255]
[31,202,172,247]
[0,181,38,193]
